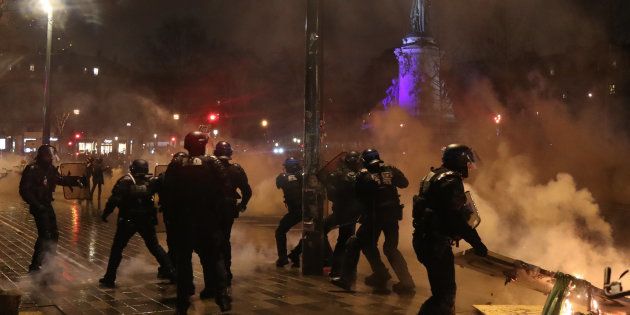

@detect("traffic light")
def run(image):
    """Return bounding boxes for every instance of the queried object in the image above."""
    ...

[207,113,219,123]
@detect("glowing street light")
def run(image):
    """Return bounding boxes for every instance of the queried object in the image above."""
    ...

[493,114,502,124]
[40,0,52,15]
[126,122,132,127]
[153,133,158,139]
[212,129,219,136]
[261,119,268,127]
[114,136,119,141]
[173,113,180,120]
[587,92,594,98]
[494,113,502,137]
[73,109,80,115]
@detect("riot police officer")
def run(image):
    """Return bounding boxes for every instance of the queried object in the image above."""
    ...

[19,145,84,273]
[323,151,362,278]
[154,152,187,272]
[332,149,415,294]
[275,157,303,268]
[412,144,488,315]
[90,157,108,209]
[163,131,231,313]
[213,141,252,288]
[99,159,174,288]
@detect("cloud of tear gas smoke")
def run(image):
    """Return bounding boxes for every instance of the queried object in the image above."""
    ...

[360,79,629,287]
[0,154,27,196]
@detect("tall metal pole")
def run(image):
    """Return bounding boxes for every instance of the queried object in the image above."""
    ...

[41,9,53,145]
[302,0,325,275]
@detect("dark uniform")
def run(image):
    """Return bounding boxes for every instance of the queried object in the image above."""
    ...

[412,144,487,315]
[90,158,107,208]
[99,160,174,287]
[323,151,362,277]
[275,158,303,267]
[214,141,252,287]
[19,145,83,272]
[333,149,415,294]
[153,153,187,273]
[163,131,231,313]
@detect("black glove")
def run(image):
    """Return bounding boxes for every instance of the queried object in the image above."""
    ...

[101,212,109,222]
[237,202,247,213]
[473,242,488,257]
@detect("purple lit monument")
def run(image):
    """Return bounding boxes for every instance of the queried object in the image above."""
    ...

[384,0,454,120]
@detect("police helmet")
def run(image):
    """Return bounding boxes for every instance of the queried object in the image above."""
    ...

[283,157,302,173]
[184,131,209,155]
[213,141,233,160]
[344,151,361,168]
[36,144,58,164]
[442,144,476,178]
[130,159,149,175]
[361,148,381,167]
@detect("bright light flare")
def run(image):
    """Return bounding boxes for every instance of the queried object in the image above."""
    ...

[560,298,573,315]
[40,0,53,14]
[587,92,593,98]
[208,113,219,122]
[74,133,81,139]
[153,133,157,139]
[494,114,502,124]
[261,119,268,127]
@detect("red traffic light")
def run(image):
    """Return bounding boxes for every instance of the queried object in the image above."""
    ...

[207,113,219,122]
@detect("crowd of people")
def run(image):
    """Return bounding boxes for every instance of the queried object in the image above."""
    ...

[18,132,487,315]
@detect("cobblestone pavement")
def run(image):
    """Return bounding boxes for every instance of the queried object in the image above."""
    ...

[0,193,544,314]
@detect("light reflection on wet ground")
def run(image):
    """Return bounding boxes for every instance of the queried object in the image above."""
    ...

[0,196,545,314]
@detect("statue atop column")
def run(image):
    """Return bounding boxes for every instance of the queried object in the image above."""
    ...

[410,0,430,36]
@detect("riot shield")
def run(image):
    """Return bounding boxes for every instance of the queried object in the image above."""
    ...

[317,151,346,184]
[59,163,91,200]
[154,165,168,177]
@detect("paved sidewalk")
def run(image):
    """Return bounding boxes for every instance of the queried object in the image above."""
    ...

[0,195,542,314]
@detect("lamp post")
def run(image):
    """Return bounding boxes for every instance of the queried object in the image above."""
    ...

[302,0,324,275]
[41,0,54,145]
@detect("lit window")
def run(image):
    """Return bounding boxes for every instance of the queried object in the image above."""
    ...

[92,67,99,76]
[29,64,35,71]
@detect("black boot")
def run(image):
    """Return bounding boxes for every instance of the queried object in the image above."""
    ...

[99,277,115,288]
[215,288,232,312]
[330,276,353,291]
[275,256,289,267]
[392,282,416,295]
[288,251,300,268]
[364,272,391,294]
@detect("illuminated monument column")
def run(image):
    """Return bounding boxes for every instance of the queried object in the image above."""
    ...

[387,0,454,121]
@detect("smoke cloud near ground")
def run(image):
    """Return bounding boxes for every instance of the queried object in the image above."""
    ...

[355,74,629,288]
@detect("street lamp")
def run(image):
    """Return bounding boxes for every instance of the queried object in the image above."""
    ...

[73,109,80,115]
[261,119,268,127]
[41,0,54,145]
